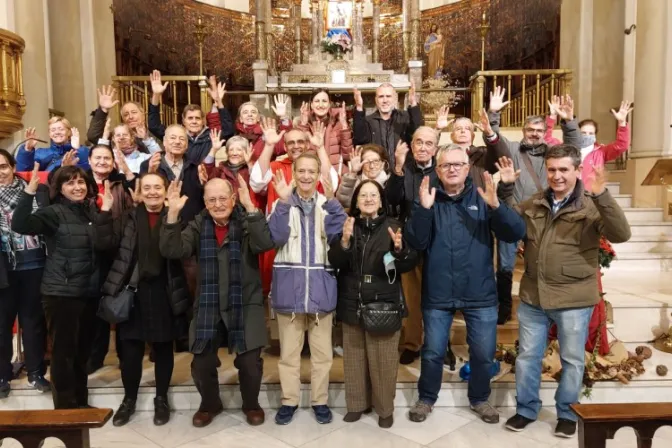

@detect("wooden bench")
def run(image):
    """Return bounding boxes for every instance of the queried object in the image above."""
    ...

[0,409,112,448]
[571,403,672,448]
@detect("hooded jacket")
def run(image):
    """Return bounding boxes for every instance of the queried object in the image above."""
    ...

[16,141,91,172]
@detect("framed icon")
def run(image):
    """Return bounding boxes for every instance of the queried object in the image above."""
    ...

[327,1,352,30]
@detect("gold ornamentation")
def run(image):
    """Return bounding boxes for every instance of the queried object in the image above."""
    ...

[0,28,26,139]
[286,75,329,83]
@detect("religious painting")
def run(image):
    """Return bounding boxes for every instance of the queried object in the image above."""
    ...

[327,1,352,30]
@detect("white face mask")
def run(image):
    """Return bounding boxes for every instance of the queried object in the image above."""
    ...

[579,134,596,149]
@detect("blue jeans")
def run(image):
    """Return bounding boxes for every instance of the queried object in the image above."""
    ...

[497,240,517,274]
[418,306,497,405]
[515,301,593,422]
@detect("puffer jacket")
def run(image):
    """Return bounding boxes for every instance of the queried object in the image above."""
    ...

[298,109,353,174]
[267,191,347,315]
[16,141,91,172]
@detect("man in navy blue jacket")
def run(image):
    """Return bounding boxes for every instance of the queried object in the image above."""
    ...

[404,145,525,424]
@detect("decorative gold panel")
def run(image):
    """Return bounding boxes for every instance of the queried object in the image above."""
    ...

[0,28,26,139]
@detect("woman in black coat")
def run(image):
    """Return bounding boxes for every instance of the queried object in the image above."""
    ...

[328,180,418,429]
[101,173,189,427]
[11,165,115,409]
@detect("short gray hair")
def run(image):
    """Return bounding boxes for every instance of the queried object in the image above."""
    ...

[436,144,469,164]
[524,115,547,131]
[225,135,248,152]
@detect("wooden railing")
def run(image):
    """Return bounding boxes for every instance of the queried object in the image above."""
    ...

[0,28,26,139]
[469,69,573,127]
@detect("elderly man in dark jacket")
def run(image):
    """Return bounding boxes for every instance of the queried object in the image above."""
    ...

[504,145,631,438]
[160,176,273,429]
[404,145,525,425]
[352,82,424,163]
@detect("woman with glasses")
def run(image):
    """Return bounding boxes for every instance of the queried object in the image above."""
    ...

[329,180,418,428]
[335,144,389,210]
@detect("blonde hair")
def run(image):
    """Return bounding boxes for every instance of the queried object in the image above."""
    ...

[47,116,72,138]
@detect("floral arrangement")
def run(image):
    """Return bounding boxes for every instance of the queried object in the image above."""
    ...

[321,33,353,55]
[599,236,616,269]
[420,75,463,112]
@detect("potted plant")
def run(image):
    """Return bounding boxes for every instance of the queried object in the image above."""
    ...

[321,33,353,60]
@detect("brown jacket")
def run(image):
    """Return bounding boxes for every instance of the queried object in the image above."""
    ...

[467,141,511,191]
[516,182,631,310]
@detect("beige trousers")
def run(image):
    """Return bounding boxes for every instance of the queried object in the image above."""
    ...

[400,260,424,352]
[276,312,334,406]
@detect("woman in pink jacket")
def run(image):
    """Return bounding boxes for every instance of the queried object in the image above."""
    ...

[544,98,633,189]
[297,88,353,175]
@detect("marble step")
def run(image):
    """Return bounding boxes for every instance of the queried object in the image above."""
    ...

[628,222,672,238]
[614,194,633,208]
[609,252,672,271]
[612,236,672,254]
[623,207,665,222]
[606,182,620,195]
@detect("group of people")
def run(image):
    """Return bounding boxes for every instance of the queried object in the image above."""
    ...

[0,71,633,438]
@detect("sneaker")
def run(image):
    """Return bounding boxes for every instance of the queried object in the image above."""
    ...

[470,401,500,424]
[274,405,298,425]
[505,413,535,432]
[112,398,136,427]
[312,405,333,424]
[27,374,51,393]
[399,350,420,365]
[408,400,433,422]
[554,418,577,438]
[0,379,9,399]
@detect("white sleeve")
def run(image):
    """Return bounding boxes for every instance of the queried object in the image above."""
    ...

[329,166,340,189]
[143,137,162,154]
[249,162,272,194]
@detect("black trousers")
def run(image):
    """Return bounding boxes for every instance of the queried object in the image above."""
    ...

[0,269,46,382]
[191,323,263,413]
[89,315,123,367]
[121,339,174,401]
[43,296,97,409]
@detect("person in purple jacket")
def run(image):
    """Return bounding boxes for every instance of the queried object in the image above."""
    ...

[267,152,347,426]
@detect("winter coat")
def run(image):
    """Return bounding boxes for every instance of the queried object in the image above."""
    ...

[16,142,90,172]
[353,106,424,163]
[386,158,438,223]
[328,214,418,325]
[267,191,347,315]
[405,175,526,310]
[516,181,631,310]
[86,106,162,151]
[298,110,353,174]
[205,114,291,162]
[159,209,275,352]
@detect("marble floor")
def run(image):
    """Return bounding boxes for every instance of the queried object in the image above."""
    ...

[2,406,672,448]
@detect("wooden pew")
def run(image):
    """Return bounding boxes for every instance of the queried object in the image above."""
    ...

[571,403,672,448]
[0,408,112,448]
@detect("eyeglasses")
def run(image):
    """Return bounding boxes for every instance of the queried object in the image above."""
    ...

[358,193,380,200]
[205,196,232,206]
[437,162,468,172]
[362,159,383,168]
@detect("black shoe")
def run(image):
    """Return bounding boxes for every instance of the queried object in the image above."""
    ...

[0,379,9,399]
[27,373,52,393]
[399,350,420,365]
[153,396,170,426]
[505,413,534,432]
[343,407,371,423]
[554,418,577,438]
[86,360,104,375]
[444,345,456,371]
[112,398,136,427]
[175,339,189,353]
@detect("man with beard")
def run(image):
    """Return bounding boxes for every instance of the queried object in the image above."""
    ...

[352,82,424,163]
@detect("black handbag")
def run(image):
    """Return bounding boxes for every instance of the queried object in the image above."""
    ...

[97,264,139,324]
[358,288,404,335]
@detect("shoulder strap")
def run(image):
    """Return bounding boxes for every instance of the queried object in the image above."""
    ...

[520,150,543,192]
[127,263,140,288]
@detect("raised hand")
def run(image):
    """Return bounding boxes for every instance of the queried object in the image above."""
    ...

[557,95,574,121]
[207,79,226,107]
[321,174,335,200]
[409,80,418,107]
[271,94,290,119]
[394,140,410,175]
[25,127,38,151]
[339,102,348,127]
[209,129,225,152]
[134,125,147,140]
[147,152,161,174]
[349,146,362,173]
[102,118,112,140]
[272,170,293,202]
[589,165,608,196]
[99,180,114,212]
[198,164,209,186]
[341,216,355,246]
[477,172,500,209]
[260,116,285,146]
[300,101,311,126]
[70,127,80,149]
[97,85,119,113]
[436,105,450,130]
[309,121,326,148]
[495,156,520,184]
[489,86,510,113]
[113,148,131,174]
[61,149,79,167]
[419,176,436,209]
[128,181,141,205]
[25,162,41,194]
[388,226,403,252]
[353,87,364,111]
[244,141,253,166]
[237,174,256,213]
[150,70,168,95]
[611,100,633,126]
[547,95,559,118]
[479,108,494,136]
[166,180,188,212]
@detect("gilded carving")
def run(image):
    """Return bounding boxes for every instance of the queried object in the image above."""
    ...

[0,29,26,139]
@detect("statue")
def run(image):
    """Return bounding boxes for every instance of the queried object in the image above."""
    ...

[424,24,445,79]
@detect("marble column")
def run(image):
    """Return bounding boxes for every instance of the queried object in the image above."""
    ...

[311,1,319,55]
[317,0,324,58]
[252,0,269,109]
[294,0,302,64]
[372,0,381,63]
[402,0,410,71]
[408,0,422,104]
[354,0,362,47]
